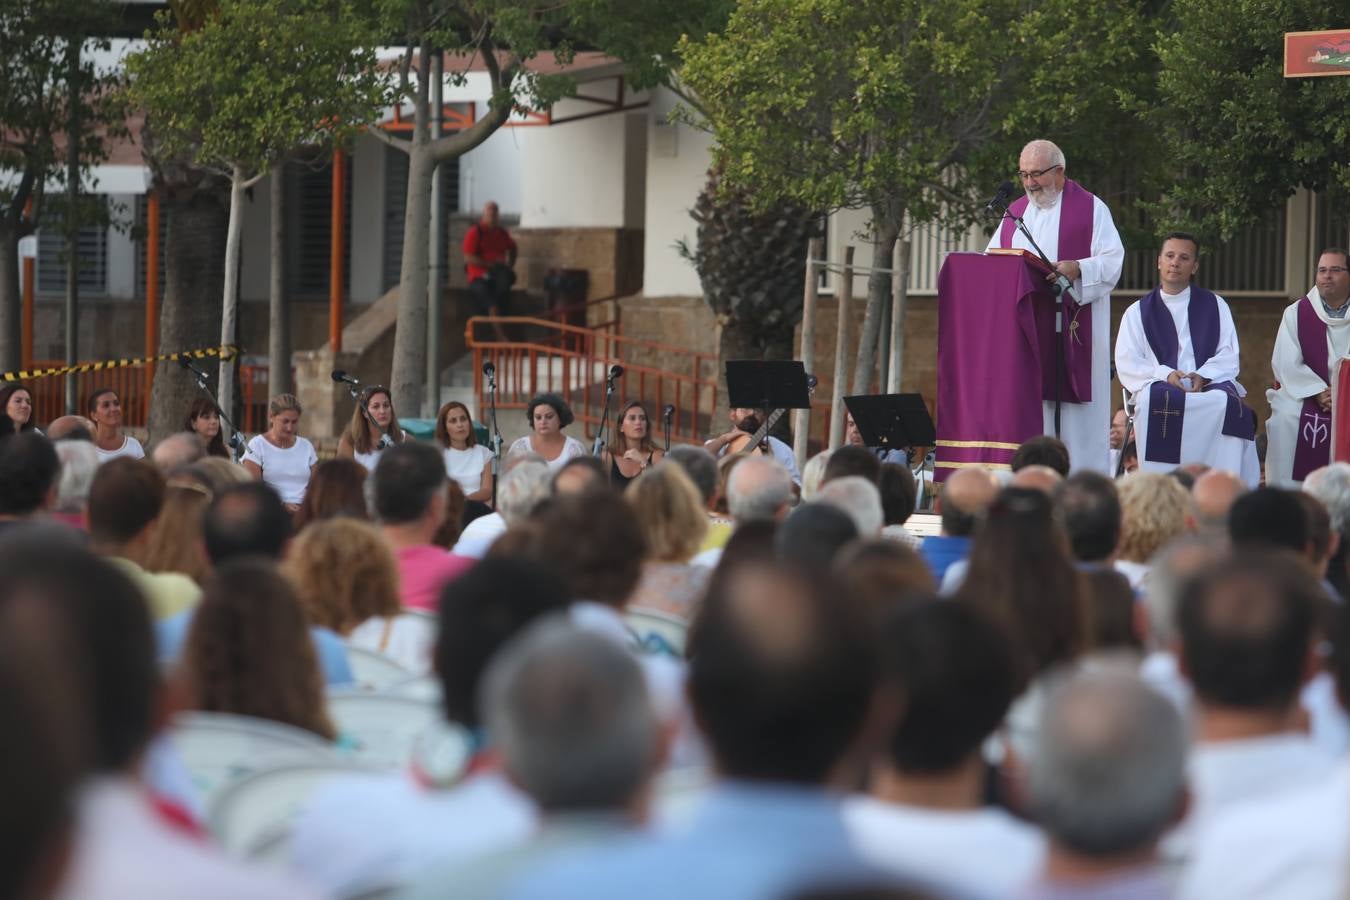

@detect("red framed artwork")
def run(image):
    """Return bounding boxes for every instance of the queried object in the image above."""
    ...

[1285,29,1350,78]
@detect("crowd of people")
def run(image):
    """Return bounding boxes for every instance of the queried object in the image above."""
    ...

[3,376,1349,900]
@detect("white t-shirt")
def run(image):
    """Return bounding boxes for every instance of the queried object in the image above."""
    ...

[443,445,493,496]
[844,795,1045,897]
[95,435,145,464]
[353,447,382,472]
[347,614,436,674]
[506,434,587,471]
[242,435,317,505]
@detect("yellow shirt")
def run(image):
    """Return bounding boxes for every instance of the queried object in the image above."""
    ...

[698,518,734,553]
[108,556,201,621]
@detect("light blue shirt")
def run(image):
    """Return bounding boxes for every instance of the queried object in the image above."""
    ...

[156,609,354,686]
[508,781,877,900]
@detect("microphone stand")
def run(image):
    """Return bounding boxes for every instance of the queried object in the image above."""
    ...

[662,407,673,451]
[343,382,394,449]
[592,370,619,457]
[182,363,246,458]
[989,197,1078,438]
[485,364,503,509]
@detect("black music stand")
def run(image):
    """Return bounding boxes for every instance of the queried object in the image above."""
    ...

[844,394,936,452]
[725,360,814,411]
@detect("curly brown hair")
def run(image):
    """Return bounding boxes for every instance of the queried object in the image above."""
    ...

[283,518,402,634]
[183,559,335,739]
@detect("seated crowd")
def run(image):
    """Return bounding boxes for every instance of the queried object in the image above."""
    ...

[3,392,1350,900]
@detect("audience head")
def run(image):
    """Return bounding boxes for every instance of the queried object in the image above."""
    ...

[687,559,880,786]
[665,444,718,508]
[774,502,859,571]
[1190,469,1246,535]
[87,458,165,550]
[1116,472,1191,564]
[1053,471,1121,563]
[822,445,882,486]
[727,455,793,523]
[1304,463,1350,535]
[816,476,884,536]
[937,467,999,537]
[1028,670,1186,860]
[1228,487,1310,557]
[284,518,401,635]
[45,415,95,442]
[202,481,291,564]
[1083,567,1143,655]
[1142,534,1228,651]
[484,619,659,814]
[877,463,916,528]
[800,449,833,501]
[1010,464,1063,494]
[184,558,334,739]
[1297,491,1335,575]
[625,463,708,563]
[834,539,935,623]
[1178,552,1321,712]
[53,439,99,515]
[436,556,570,730]
[497,460,552,525]
[370,441,448,528]
[552,455,607,497]
[191,456,253,494]
[143,473,214,584]
[296,458,369,529]
[1011,435,1070,476]
[506,491,645,608]
[880,600,1018,775]
[150,431,204,472]
[0,431,60,518]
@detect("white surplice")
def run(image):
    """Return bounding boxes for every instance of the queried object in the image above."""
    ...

[1115,287,1260,486]
[986,190,1124,474]
[1267,288,1350,487]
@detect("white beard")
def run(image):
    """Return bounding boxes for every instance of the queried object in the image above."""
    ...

[1027,185,1062,210]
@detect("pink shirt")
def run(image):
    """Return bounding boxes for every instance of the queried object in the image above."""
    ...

[397,545,474,612]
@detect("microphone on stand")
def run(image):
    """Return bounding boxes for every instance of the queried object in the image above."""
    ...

[331,369,359,385]
[983,181,1014,217]
[662,404,675,421]
[482,360,496,377]
[178,355,209,382]
[608,364,624,381]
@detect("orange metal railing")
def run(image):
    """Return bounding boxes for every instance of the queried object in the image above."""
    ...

[28,361,151,428]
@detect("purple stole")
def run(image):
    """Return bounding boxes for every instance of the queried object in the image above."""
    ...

[999,179,1095,402]
[1293,295,1333,481]
[1137,286,1256,465]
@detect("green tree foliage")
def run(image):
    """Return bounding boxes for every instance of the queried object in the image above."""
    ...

[125,0,390,431]
[680,0,1154,391]
[0,0,121,372]
[1146,0,1350,241]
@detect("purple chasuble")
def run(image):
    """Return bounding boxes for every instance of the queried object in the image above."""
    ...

[1293,295,1333,481]
[999,179,1095,402]
[1136,286,1256,465]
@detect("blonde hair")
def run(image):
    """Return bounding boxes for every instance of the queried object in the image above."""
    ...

[282,518,402,634]
[144,478,213,584]
[625,463,708,562]
[1117,472,1191,563]
[268,393,302,419]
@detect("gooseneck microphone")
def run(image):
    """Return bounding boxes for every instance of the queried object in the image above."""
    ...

[608,364,624,380]
[331,370,359,385]
[984,181,1015,217]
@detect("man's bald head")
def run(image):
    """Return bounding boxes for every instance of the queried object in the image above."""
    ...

[727,455,793,523]
[1190,469,1247,536]
[938,468,999,537]
[1012,464,1063,495]
[46,415,95,442]
[150,432,204,472]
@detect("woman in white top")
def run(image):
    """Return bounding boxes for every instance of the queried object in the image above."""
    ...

[283,517,435,674]
[89,388,145,463]
[336,385,405,472]
[242,393,317,510]
[507,392,586,471]
[434,400,492,503]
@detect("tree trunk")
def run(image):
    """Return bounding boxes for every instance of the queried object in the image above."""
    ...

[389,140,435,414]
[0,224,21,373]
[147,178,228,443]
[887,237,912,393]
[216,164,246,443]
[268,164,291,396]
[851,209,901,394]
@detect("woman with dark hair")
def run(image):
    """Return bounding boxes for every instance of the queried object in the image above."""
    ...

[434,400,492,503]
[182,558,335,740]
[294,458,369,530]
[600,400,665,488]
[182,396,230,458]
[89,388,145,462]
[336,385,405,472]
[506,392,586,471]
[0,383,37,434]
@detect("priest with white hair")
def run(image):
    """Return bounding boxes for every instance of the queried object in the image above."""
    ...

[1114,232,1259,485]
[986,139,1125,474]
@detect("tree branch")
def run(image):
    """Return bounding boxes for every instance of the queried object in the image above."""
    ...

[364,124,410,152]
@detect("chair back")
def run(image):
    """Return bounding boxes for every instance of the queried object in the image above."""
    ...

[383,673,442,703]
[345,646,411,691]
[624,607,688,657]
[170,711,335,808]
[326,691,447,770]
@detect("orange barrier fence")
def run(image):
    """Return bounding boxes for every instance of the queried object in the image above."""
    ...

[29,361,151,427]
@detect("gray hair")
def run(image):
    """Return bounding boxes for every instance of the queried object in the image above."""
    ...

[1028,669,1186,857]
[727,455,793,522]
[482,616,656,812]
[665,444,718,505]
[1143,533,1227,648]
[815,475,883,535]
[1304,463,1350,535]
[497,460,551,525]
[800,450,833,501]
[1023,138,1066,169]
[151,432,205,472]
[53,441,99,514]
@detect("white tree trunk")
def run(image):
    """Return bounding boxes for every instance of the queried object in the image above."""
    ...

[268,163,290,396]
[887,237,912,393]
[829,246,855,449]
[217,163,245,441]
[389,141,435,415]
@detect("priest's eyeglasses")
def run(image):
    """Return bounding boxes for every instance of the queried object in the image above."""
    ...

[1017,164,1063,181]
[1318,266,1349,275]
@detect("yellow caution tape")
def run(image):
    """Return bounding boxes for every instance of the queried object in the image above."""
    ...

[0,344,242,383]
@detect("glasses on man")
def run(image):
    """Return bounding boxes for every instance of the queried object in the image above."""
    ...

[1017,164,1063,181]
[1318,266,1349,276]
